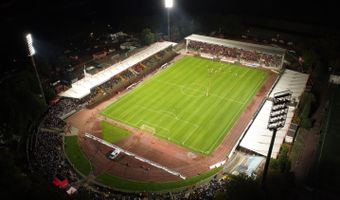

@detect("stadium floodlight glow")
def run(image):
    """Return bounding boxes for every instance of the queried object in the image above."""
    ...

[25,33,46,105]
[165,0,173,8]
[164,0,173,41]
[262,90,292,189]
[26,33,36,56]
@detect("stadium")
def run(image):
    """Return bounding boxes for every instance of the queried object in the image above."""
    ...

[34,33,309,195]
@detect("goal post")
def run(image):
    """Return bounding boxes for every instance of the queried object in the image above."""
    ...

[140,124,156,134]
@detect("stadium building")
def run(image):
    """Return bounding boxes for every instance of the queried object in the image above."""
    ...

[185,34,286,68]
[34,34,309,193]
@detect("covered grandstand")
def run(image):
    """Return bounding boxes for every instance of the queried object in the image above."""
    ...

[239,69,309,158]
[185,34,286,68]
[269,69,310,101]
[60,41,176,99]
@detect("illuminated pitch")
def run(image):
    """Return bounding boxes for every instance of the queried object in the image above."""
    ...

[102,56,267,154]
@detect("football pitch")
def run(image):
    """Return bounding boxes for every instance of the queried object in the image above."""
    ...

[102,56,267,154]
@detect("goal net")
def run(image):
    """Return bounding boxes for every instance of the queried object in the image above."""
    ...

[140,124,156,134]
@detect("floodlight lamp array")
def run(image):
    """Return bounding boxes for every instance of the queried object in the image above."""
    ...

[272,103,286,111]
[26,34,36,56]
[267,91,292,130]
[165,0,173,8]
[269,115,286,123]
[270,108,288,118]
[268,121,286,130]
[273,96,291,104]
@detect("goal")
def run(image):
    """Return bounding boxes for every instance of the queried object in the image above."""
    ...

[140,124,156,134]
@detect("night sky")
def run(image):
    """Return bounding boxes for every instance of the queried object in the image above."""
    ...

[1,0,339,71]
[2,0,338,25]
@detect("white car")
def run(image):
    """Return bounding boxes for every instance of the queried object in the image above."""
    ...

[108,149,121,160]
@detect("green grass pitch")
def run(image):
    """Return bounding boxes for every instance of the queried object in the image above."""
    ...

[102,56,267,154]
[101,121,131,143]
[64,136,92,175]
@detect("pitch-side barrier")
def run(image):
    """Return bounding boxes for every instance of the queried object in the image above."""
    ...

[85,133,186,180]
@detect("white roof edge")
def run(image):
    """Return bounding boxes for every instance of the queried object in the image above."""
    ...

[59,41,176,99]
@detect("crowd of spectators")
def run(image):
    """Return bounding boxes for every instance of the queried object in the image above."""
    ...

[80,174,227,200]
[121,69,135,80]
[188,40,282,67]
[132,64,145,74]
[43,98,79,129]
[32,97,83,184]
[33,130,80,183]
[176,176,227,200]
[142,57,158,68]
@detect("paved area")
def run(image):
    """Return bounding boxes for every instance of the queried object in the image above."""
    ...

[291,84,329,184]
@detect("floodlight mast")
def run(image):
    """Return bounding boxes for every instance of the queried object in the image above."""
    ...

[261,91,292,189]
[165,0,173,41]
[26,33,46,105]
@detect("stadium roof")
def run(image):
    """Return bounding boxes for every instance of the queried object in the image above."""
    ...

[59,41,176,99]
[185,34,286,55]
[239,100,294,159]
[239,69,309,158]
[269,69,309,101]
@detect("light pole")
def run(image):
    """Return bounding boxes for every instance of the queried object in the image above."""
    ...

[165,0,173,41]
[26,33,46,105]
[261,90,292,189]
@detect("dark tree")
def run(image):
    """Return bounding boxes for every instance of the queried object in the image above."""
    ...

[141,28,157,45]
[223,174,264,200]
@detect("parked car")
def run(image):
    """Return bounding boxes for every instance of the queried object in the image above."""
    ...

[107,149,121,160]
